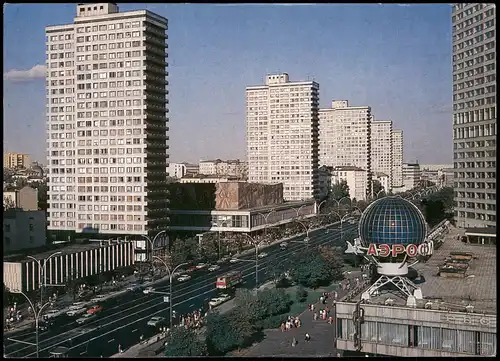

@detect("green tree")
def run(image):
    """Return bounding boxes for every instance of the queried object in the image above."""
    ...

[205,310,254,355]
[356,199,368,211]
[295,286,308,303]
[289,251,333,289]
[331,180,350,201]
[164,326,207,356]
[421,187,454,227]
[31,182,48,211]
[317,245,344,281]
[372,179,384,196]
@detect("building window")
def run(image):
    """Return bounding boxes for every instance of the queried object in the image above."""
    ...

[378,322,408,346]
[480,332,496,356]
[441,328,457,352]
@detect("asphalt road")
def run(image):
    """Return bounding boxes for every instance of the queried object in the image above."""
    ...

[4,222,358,358]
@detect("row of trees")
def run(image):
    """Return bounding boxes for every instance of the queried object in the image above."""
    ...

[420,187,454,227]
[164,244,347,356]
[165,288,293,356]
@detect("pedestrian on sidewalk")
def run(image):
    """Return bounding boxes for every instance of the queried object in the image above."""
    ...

[140,334,144,344]
[305,333,311,342]
[291,337,297,347]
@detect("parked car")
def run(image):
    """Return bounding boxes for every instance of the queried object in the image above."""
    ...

[177,274,191,282]
[76,313,95,325]
[195,263,208,269]
[208,294,232,307]
[66,308,86,317]
[208,264,220,272]
[258,252,268,259]
[143,286,155,294]
[87,305,102,315]
[229,258,239,264]
[147,316,165,327]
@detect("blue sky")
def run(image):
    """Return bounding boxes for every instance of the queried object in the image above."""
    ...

[3,3,453,164]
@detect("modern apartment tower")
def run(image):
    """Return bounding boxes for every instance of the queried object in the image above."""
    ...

[391,129,404,188]
[370,119,393,191]
[246,73,320,201]
[46,3,170,238]
[319,100,372,198]
[452,4,496,228]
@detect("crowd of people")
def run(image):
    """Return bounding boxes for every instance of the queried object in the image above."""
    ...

[180,308,206,330]
[280,315,302,331]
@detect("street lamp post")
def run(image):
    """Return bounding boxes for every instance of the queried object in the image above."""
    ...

[151,256,187,329]
[240,234,261,285]
[141,230,167,275]
[8,290,53,358]
[257,209,276,241]
[27,251,62,304]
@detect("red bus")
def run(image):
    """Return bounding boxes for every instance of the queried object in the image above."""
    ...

[216,271,243,289]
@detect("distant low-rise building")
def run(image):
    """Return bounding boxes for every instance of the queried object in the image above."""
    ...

[403,163,421,191]
[3,209,46,253]
[331,166,368,201]
[3,186,38,211]
[4,152,31,169]
[199,159,248,180]
[179,175,243,184]
[167,163,188,179]
[373,172,390,195]
[439,168,454,188]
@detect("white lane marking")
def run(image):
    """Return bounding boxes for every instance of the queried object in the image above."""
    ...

[131,329,138,333]
[108,339,115,343]
[14,225,356,357]
[80,351,86,355]
[13,226,355,358]
[10,223,348,352]
[189,304,194,307]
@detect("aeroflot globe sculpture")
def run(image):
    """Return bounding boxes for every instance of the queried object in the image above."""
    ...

[358,196,427,247]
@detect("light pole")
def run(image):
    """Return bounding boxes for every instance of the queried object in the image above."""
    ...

[150,256,187,329]
[338,196,351,210]
[294,218,314,247]
[141,230,167,275]
[294,205,307,218]
[214,220,229,260]
[257,209,276,241]
[7,290,53,358]
[239,234,262,286]
[27,251,62,304]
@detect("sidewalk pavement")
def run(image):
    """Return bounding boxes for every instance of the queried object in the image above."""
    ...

[237,271,363,357]
[110,332,168,358]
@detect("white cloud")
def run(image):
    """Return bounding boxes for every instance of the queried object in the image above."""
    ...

[4,64,46,82]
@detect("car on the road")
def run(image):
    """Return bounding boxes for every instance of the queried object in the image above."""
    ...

[196,263,208,269]
[37,319,54,332]
[90,294,109,303]
[177,274,191,282]
[280,242,288,249]
[69,302,87,310]
[66,308,86,317]
[87,305,102,315]
[186,265,198,273]
[126,283,141,292]
[147,316,165,327]
[208,264,220,272]
[76,313,95,325]
[325,228,330,234]
[304,237,310,243]
[208,294,232,307]
[43,309,61,320]
[229,258,239,263]
[143,286,155,294]
[258,252,268,259]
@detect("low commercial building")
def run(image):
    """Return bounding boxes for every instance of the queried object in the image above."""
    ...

[199,159,247,179]
[4,152,31,169]
[3,240,135,293]
[331,166,368,201]
[169,181,315,233]
[167,163,188,179]
[3,209,46,253]
[334,230,496,357]
[3,186,38,211]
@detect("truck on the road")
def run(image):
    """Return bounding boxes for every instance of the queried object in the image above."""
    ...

[216,270,243,289]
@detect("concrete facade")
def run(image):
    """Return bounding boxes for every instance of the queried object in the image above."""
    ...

[3,240,135,293]
[391,129,404,188]
[3,210,47,253]
[403,163,421,191]
[4,152,32,169]
[246,73,320,202]
[452,4,496,228]
[3,186,39,211]
[167,162,187,179]
[199,159,247,179]
[45,3,169,236]
[319,100,372,197]
[371,120,393,190]
[331,166,368,201]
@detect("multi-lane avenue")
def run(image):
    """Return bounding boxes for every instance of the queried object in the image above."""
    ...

[4,222,358,358]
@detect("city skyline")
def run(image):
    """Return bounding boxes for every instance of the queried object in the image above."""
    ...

[4,3,452,164]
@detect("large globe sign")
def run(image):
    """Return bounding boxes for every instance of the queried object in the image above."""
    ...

[358,196,429,261]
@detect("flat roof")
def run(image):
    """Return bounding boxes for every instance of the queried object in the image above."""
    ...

[355,226,496,314]
[4,241,129,263]
[465,227,496,237]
